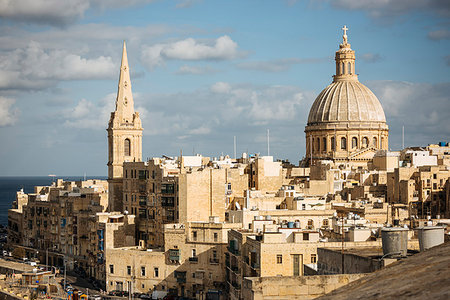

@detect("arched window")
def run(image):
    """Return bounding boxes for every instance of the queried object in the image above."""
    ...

[373,137,378,148]
[381,137,385,148]
[348,62,352,74]
[124,138,131,156]
[341,62,345,74]
[317,138,320,152]
[331,137,335,151]
[323,137,327,152]
[352,137,358,148]
[341,137,347,150]
[362,137,369,148]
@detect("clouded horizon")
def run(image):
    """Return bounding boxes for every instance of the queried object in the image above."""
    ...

[0,0,449,176]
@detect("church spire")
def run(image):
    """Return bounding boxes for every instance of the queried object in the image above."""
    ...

[333,25,358,82]
[114,40,135,123]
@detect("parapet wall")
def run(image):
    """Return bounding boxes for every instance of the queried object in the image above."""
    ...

[242,273,366,300]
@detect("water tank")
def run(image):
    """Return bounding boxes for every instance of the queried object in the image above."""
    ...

[417,226,445,251]
[381,227,408,257]
[287,222,294,228]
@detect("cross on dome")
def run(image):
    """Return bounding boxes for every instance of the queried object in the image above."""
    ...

[342,25,348,44]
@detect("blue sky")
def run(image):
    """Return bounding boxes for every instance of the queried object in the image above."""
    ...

[0,0,449,176]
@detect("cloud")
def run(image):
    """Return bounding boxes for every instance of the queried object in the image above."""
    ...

[0,0,156,26]
[175,65,217,75]
[360,53,382,63]
[0,97,20,126]
[63,93,115,129]
[175,0,202,9]
[211,82,231,94]
[0,41,116,90]
[237,58,326,72]
[367,80,450,149]
[427,29,450,40]
[331,0,450,19]
[141,35,240,69]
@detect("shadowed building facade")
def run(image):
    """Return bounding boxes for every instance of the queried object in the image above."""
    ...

[305,26,389,167]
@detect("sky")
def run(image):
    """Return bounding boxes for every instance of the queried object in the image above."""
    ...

[0,0,449,176]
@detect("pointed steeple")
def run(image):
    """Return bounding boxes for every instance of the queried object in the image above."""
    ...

[114,40,135,123]
[333,25,358,82]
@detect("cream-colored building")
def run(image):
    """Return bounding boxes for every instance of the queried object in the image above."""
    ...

[305,26,389,167]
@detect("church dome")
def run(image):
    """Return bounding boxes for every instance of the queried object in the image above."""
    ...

[307,80,386,124]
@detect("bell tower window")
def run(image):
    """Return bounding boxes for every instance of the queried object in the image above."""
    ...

[124,138,131,156]
[362,137,368,148]
[341,137,347,150]
[352,137,358,148]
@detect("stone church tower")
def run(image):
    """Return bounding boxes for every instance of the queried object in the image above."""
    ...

[107,41,143,211]
[305,26,389,167]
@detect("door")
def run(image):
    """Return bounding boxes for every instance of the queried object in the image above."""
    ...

[293,254,303,276]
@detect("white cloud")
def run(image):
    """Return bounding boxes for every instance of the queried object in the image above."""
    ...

[237,58,326,72]
[360,53,382,63]
[0,97,20,126]
[141,35,240,69]
[63,93,115,129]
[427,29,450,40]
[211,82,231,94]
[175,0,202,9]
[0,0,156,26]
[331,0,450,19]
[0,41,116,90]
[367,80,450,148]
[176,65,217,75]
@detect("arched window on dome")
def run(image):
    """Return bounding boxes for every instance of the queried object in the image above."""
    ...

[124,138,131,156]
[341,137,347,150]
[352,137,358,149]
[316,138,320,153]
[381,137,385,149]
[341,62,345,75]
[362,137,369,148]
[373,137,378,148]
[331,137,335,151]
[348,62,352,74]
[323,137,327,152]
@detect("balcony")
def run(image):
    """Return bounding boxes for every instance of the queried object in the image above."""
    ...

[189,256,198,263]
[228,247,240,256]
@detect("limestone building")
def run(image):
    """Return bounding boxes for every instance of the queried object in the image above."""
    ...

[305,26,389,166]
[107,41,143,212]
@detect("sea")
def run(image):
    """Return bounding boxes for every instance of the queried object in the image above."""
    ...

[0,176,107,226]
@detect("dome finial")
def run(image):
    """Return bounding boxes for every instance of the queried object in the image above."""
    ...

[342,25,348,44]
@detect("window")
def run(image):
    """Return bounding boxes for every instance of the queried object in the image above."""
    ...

[341,62,345,74]
[154,267,159,278]
[311,254,317,263]
[323,137,327,152]
[141,266,145,276]
[109,264,114,274]
[331,137,335,151]
[341,137,347,150]
[352,137,358,148]
[124,138,131,156]
[277,254,282,264]
[348,62,352,74]
[214,232,218,242]
[316,138,320,152]
[127,266,131,275]
[373,137,378,148]
[192,249,196,257]
[433,174,437,179]
[323,219,329,226]
[192,231,197,241]
[362,137,369,148]
[308,219,313,226]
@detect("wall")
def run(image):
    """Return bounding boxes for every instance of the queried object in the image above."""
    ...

[242,273,366,300]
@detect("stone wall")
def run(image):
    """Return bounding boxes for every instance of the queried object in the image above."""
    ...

[242,274,366,300]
